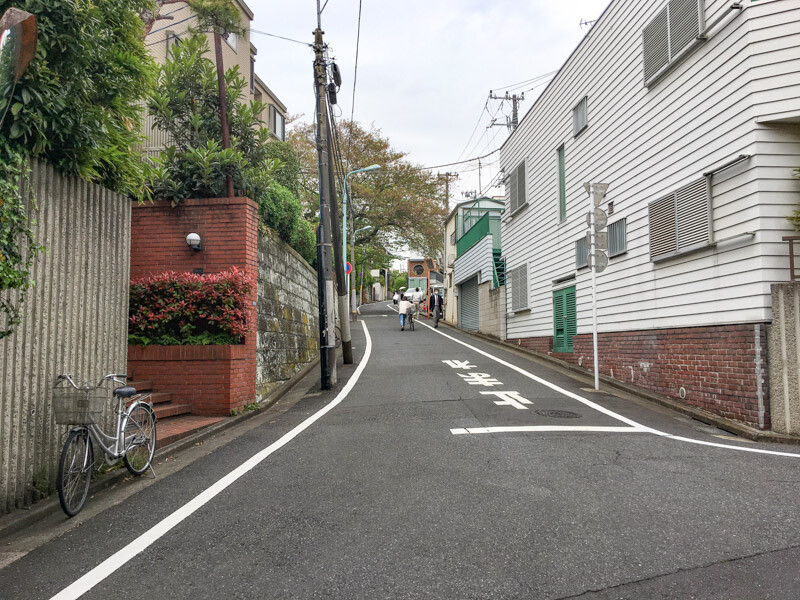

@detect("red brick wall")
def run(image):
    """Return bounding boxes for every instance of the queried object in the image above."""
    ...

[129,198,258,414]
[507,323,769,429]
[128,345,252,415]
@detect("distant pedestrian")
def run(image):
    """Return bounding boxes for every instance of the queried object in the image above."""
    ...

[398,295,413,331]
[392,289,399,304]
[411,287,421,317]
[430,289,443,328]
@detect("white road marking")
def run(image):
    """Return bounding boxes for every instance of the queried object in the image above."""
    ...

[481,390,532,410]
[451,426,650,435]
[442,359,476,369]
[458,372,503,386]
[395,307,800,458]
[50,321,374,600]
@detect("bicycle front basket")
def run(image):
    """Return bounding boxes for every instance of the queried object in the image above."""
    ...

[52,388,106,425]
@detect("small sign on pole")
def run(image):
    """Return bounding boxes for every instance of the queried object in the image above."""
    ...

[345,261,352,276]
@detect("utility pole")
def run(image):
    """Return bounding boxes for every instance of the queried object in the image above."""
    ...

[313,22,336,388]
[213,32,235,198]
[324,109,354,364]
[489,91,525,131]
[438,172,458,210]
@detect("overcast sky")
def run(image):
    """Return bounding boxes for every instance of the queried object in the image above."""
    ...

[249,0,610,209]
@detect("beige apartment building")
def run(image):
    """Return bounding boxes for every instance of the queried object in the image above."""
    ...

[139,0,287,156]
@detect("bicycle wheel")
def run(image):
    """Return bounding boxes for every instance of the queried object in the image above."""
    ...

[122,403,156,476]
[57,429,93,517]
[410,314,415,331]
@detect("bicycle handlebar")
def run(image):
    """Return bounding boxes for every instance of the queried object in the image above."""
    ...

[56,373,127,389]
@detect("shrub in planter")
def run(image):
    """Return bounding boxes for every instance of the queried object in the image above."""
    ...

[129,268,254,346]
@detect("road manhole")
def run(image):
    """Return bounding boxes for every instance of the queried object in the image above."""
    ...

[535,409,581,419]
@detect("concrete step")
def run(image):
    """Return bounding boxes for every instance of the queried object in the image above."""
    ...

[153,402,192,420]
[157,415,226,448]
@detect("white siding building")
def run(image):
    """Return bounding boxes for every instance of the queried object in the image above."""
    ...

[500,0,800,429]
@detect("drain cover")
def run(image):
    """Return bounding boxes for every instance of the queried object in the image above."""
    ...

[535,409,581,419]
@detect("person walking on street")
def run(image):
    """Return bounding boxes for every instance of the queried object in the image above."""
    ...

[398,294,413,331]
[430,289,443,328]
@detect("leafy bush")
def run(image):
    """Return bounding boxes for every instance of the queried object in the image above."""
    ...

[146,34,317,265]
[0,0,153,197]
[128,268,254,346]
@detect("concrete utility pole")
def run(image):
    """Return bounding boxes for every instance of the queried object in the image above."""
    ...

[313,24,336,388]
[213,32,235,198]
[438,172,458,209]
[324,111,354,364]
[489,91,525,132]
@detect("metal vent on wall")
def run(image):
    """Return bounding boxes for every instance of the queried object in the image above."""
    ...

[642,0,703,85]
[648,177,709,260]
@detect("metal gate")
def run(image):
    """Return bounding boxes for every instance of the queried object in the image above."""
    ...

[459,276,479,331]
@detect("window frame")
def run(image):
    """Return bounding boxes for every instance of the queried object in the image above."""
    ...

[575,235,589,269]
[608,218,628,258]
[510,263,530,313]
[573,96,588,138]
[557,145,566,222]
[642,0,705,87]
[508,160,528,216]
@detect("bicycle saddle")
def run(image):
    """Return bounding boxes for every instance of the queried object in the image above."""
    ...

[113,386,137,397]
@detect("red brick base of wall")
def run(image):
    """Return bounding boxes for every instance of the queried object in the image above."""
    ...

[508,323,769,429]
[128,198,259,415]
[128,345,252,416]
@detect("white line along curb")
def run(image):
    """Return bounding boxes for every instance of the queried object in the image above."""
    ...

[51,320,373,600]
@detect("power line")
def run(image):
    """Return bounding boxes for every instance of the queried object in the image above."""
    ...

[491,70,558,93]
[420,149,499,171]
[250,28,312,47]
[344,0,363,171]
[144,15,195,44]
[453,100,490,164]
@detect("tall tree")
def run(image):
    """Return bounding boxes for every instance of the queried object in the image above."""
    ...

[288,118,447,259]
[189,0,242,197]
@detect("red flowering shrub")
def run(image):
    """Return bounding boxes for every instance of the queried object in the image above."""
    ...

[129,268,254,346]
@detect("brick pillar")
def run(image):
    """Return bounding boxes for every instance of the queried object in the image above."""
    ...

[129,198,259,414]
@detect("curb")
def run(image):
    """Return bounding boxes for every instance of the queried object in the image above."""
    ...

[435,321,800,447]
[0,357,321,542]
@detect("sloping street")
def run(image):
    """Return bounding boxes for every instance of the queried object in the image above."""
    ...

[2,303,800,599]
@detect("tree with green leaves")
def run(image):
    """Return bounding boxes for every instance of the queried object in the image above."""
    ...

[0,0,153,338]
[288,118,447,259]
[189,0,242,197]
[146,33,315,264]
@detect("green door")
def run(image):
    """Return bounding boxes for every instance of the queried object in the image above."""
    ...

[553,286,576,353]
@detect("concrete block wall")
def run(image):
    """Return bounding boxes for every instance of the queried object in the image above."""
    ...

[0,161,130,514]
[478,282,506,341]
[256,227,319,400]
[511,323,769,429]
[768,283,800,435]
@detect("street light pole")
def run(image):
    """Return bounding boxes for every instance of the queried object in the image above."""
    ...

[343,164,381,315]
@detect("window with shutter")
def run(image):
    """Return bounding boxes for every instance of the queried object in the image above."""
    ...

[557,146,566,222]
[508,161,527,214]
[648,178,710,261]
[573,97,588,137]
[642,0,704,86]
[510,264,529,312]
[575,236,589,268]
[553,286,576,353]
[608,218,627,257]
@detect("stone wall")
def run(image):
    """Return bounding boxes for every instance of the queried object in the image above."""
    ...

[478,282,506,340]
[768,283,800,434]
[257,227,319,400]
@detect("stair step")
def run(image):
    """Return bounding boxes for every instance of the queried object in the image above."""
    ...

[154,402,192,420]
[127,380,152,392]
[157,415,227,448]
[149,392,172,405]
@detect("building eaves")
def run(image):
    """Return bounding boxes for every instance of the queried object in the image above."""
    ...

[253,74,287,113]
[499,0,616,154]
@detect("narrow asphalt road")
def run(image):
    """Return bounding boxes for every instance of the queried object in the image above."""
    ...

[2,301,800,599]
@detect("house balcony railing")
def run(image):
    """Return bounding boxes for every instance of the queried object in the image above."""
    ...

[456,212,501,258]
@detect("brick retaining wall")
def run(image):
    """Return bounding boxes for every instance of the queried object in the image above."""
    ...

[509,323,769,428]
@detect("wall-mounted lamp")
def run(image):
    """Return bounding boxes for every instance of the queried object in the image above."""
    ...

[186,232,202,251]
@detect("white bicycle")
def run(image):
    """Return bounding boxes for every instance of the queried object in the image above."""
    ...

[53,373,156,517]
